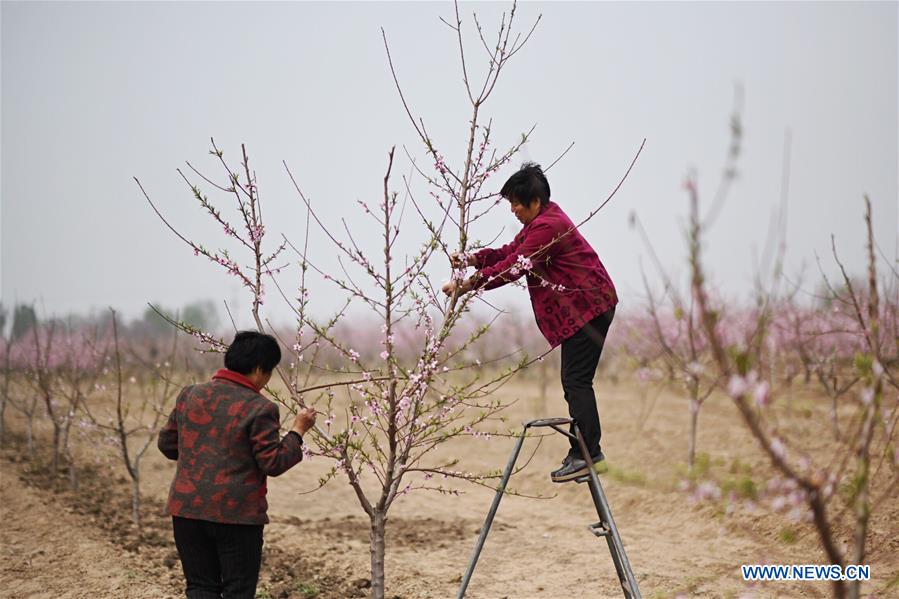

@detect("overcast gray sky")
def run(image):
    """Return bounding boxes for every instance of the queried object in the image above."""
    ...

[2,1,897,328]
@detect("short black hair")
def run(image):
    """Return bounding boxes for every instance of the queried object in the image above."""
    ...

[500,162,551,207]
[224,331,281,375]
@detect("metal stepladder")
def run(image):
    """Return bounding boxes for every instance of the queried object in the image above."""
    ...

[456,417,642,599]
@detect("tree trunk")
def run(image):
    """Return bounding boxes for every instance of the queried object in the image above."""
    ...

[132,476,141,530]
[830,394,841,440]
[0,394,6,446]
[26,416,34,460]
[51,423,61,476]
[688,401,699,473]
[1,351,10,447]
[369,509,387,599]
[63,421,77,491]
[848,406,876,599]
[687,381,700,473]
[66,446,78,492]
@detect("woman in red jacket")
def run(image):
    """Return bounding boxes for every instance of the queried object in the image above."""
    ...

[443,163,617,482]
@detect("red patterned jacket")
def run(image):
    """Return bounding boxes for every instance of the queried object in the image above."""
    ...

[158,369,303,525]
[473,201,618,347]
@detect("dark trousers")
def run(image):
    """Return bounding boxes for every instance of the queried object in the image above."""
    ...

[560,308,615,458]
[172,516,264,599]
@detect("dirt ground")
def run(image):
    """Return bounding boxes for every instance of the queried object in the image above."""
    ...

[2,378,897,598]
[0,462,174,599]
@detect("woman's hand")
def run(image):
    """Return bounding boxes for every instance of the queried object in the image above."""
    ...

[449,252,474,269]
[291,407,317,436]
[442,277,474,296]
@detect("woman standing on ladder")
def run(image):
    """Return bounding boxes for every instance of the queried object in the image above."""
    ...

[442,162,618,482]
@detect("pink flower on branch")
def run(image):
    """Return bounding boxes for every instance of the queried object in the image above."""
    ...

[753,381,770,408]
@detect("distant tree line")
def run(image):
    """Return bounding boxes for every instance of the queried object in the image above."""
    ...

[0,299,220,343]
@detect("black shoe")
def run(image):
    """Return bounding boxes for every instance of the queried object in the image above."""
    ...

[550,451,606,483]
[548,454,575,480]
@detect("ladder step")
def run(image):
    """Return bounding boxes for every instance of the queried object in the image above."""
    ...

[588,521,610,537]
[525,417,572,428]
[574,467,608,483]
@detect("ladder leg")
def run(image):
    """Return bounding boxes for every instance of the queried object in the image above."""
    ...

[456,429,528,599]
[607,540,633,598]
[587,483,630,593]
[589,480,640,599]
[574,425,642,599]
